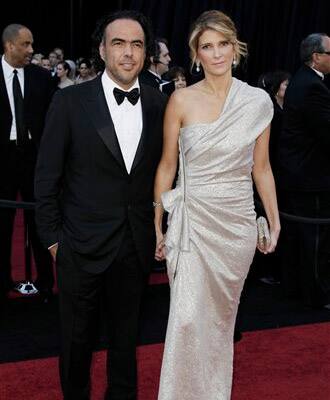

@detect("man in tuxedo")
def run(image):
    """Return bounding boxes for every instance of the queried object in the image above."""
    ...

[139,37,171,90]
[35,10,166,400]
[48,51,58,77]
[0,24,55,301]
[278,33,330,308]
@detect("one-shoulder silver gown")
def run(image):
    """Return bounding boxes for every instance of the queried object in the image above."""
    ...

[158,78,273,400]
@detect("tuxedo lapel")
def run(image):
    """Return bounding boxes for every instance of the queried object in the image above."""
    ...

[131,84,150,172]
[81,77,126,171]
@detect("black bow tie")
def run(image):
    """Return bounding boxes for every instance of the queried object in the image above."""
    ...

[113,87,140,105]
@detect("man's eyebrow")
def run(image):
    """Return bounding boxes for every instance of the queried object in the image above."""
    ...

[111,38,144,44]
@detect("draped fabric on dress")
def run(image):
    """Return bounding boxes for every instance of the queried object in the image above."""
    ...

[158,78,273,400]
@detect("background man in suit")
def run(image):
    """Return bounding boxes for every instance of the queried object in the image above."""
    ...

[0,24,54,302]
[48,51,58,77]
[278,33,330,308]
[139,37,171,90]
[35,10,166,400]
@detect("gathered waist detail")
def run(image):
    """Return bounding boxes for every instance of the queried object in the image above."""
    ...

[161,187,190,252]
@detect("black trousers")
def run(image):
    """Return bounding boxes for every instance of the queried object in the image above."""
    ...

[57,225,147,400]
[0,141,53,294]
[280,191,330,306]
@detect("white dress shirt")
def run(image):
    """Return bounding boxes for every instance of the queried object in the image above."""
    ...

[148,69,162,81]
[2,56,25,141]
[101,72,143,173]
[312,67,324,80]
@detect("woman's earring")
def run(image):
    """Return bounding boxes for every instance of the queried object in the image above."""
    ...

[232,58,237,67]
[196,62,200,72]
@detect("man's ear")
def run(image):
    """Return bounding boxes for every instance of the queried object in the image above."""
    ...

[311,52,319,68]
[4,41,12,53]
[99,42,105,62]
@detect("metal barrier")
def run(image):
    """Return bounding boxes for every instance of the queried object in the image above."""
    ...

[255,200,330,225]
[1,198,330,295]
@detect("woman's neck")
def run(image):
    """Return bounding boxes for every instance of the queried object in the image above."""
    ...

[202,72,232,98]
[275,95,283,109]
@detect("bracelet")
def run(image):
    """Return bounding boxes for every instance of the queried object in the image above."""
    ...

[153,201,163,208]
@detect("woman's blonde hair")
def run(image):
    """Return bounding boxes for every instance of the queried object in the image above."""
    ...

[189,10,247,69]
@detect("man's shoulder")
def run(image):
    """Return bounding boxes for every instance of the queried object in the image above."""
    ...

[287,65,328,99]
[139,70,160,89]
[59,76,100,98]
[25,63,52,80]
[290,65,322,88]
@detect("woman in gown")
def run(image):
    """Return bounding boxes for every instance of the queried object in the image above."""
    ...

[153,10,281,400]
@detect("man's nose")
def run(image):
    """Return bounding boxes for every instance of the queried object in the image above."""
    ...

[123,44,133,56]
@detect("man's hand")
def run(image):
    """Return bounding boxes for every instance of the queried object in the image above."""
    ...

[49,243,58,262]
[155,231,166,261]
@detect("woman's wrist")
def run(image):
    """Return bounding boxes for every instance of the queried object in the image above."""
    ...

[270,220,281,233]
[154,219,163,233]
[153,200,163,209]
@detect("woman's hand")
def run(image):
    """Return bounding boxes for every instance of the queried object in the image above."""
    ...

[155,230,166,261]
[257,226,280,254]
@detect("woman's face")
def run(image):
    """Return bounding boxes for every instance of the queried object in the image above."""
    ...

[56,63,66,78]
[197,29,235,77]
[79,63,90,78]
[277,79,289,100]
[174,74,186,89]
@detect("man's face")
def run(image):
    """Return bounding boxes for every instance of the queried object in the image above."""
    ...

[41,59,51,70]
[316,36,330,74]
[157,41,171,75]
[49,52,58,67]
[54,48,64,62]
[99,18,146,89]
[4,28,33,68]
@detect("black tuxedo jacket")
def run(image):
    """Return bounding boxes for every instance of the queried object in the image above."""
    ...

[139,70,162,90]
[35,77,167,273]
[0,62,55,169]
[278,65,330,191]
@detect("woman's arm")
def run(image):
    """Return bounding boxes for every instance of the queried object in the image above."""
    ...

[252,125,281,254]
[154,92,183,260]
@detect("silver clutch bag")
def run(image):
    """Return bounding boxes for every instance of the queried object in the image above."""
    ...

[257,216,270,249]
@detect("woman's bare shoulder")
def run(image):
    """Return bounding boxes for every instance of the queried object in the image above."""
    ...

[169,82,203,106]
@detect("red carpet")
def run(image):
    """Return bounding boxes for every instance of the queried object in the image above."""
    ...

[1,322,329,399]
